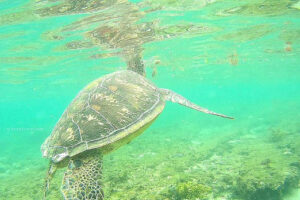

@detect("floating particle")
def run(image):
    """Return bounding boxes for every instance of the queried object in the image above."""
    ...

[284,42,292,52]
[228,51,239,66]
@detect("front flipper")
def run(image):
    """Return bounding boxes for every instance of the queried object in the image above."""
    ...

[159,88,234,119]
[61,150,104,200]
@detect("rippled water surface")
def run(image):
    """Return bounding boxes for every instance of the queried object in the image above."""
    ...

[0,0,300,199]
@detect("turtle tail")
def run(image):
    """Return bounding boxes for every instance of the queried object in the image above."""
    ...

[61,149,104,200]
[159,88,234,119]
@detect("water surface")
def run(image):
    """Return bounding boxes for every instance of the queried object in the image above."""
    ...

[0,0,300,199]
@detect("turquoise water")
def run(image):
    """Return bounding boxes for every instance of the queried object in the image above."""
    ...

[0,0,300,199]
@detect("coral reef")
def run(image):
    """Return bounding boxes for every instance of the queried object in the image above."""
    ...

[1,121,300,200]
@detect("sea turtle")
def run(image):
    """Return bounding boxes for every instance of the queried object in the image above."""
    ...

[41,70,233,200]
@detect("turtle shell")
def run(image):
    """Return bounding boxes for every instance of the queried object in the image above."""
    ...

[41,70,165,163]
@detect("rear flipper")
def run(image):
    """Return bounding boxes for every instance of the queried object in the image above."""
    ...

[61,150,104,200]
[43,162,57,200]
[159,88,234,119]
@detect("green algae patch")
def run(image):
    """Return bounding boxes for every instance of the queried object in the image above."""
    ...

[175,182,212,200]
[268,128,289,143]
[231,143,300,200]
